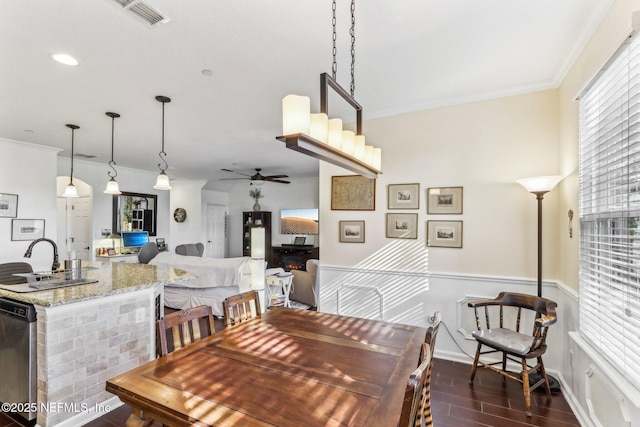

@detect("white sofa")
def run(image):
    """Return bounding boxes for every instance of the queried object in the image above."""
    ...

[149,252,255,316]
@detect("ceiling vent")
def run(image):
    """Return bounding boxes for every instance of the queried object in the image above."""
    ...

[110,0,170,26]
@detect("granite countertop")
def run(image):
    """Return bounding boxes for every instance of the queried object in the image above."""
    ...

[0,262,195,307]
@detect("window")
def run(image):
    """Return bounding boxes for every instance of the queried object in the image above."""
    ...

[579,32,640,389]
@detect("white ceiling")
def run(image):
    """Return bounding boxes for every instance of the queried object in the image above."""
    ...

[0,0,614,191]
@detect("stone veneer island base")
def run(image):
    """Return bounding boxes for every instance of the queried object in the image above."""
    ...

[0,262,195,427]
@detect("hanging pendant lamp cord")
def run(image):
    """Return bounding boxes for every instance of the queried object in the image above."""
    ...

[70,128,74,184]
[158,100,168,173]
[331,0,357,96]
[108,116,118,179]
[332,0,337,80]
[350,0,356,97]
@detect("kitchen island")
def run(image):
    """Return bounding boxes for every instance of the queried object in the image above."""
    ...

[0,262,195,427]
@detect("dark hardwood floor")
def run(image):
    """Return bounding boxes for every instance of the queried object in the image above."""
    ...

[1,357,579,427]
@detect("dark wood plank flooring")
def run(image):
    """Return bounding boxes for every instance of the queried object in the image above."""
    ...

[1,357,579,427]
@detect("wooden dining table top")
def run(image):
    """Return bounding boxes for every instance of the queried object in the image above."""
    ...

[106,308,427,427]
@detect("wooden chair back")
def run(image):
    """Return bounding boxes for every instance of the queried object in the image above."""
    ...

[420,311,441,364]
[157,305,216,356]
[398,343,434,427]
[223,290,261,326]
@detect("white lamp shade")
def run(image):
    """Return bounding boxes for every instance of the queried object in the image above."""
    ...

[309,113,328,143]
[62,182,79,198]
[282,95,310,135]
[328,118,343,149]
[153,171,172,190]
[103,177,122,194]
[354,135,365,160]
[341,130,355,156]
[251,227,265,259]
[372,147,382,170]
[364,145,374,165]
[516,175,564,193]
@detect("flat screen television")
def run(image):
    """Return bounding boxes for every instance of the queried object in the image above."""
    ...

[121,231,149,248]
[280,208,318,235]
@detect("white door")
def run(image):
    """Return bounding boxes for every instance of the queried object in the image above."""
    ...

[206,204,227,258]
[67,197,92,260]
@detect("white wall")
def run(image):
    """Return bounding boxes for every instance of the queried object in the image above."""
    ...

[0,138,60,271]
[227,177,319,257]
[168,179,206,252]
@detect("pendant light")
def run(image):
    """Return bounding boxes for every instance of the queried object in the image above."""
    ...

[153,95,172,190]
[276,0,382,179]
[62,124,80,198]
[104,112,122,195]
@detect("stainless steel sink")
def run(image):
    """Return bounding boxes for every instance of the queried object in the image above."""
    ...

[28,278,98,290]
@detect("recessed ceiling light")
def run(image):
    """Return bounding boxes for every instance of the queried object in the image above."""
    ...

[51,53,79,66]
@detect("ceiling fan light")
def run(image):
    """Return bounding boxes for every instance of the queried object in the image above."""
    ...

[153,171,172,190]
[252,179,265,186]
[104,177,122,194]
[62,182,79,198]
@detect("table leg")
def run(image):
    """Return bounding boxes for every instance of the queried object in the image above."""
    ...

[126,410,154,427]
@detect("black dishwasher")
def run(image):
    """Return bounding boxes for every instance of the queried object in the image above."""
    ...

[0,297,37,422]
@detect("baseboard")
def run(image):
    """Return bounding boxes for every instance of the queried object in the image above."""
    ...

[45,397,123,427]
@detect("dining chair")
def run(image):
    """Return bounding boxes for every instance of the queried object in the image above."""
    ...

[398,343,434,427]
[223,290,262,326]
[468,291,557,417]
[420,311,441,365]
[157,305,216,356]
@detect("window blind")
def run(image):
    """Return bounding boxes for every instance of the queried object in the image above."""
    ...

[579,32,640,389]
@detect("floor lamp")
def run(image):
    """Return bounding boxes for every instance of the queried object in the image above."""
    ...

[516,175,564,297]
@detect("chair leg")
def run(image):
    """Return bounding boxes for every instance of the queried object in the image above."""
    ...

[521,358,532,417]
[469,343,482,384]
[538,356,552,397]
[501,352,507,383]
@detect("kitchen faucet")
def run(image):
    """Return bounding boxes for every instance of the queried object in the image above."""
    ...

[24,238,60,272]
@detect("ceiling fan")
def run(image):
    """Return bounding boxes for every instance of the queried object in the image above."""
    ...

[221,168,290,184]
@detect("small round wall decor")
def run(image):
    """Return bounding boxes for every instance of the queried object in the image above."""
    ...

[173,208,187,223]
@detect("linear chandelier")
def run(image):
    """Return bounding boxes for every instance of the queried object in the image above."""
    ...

[276,0,381,179]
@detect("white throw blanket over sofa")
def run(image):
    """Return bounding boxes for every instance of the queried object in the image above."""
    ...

[150,252,258,316]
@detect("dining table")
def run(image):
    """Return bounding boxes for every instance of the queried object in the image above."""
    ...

[106,307,428,427]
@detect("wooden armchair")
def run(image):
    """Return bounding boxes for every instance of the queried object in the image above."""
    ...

[157,305,216,356]
[398,343,434,427]
[468,292,557,416]
[420,311,441,365]
[223,290,261,327]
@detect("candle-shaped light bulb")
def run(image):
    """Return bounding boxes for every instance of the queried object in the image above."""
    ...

[342,131,355,156]
[372,147,382,170]
[328,118,343,149]
[282,95,310,135]
[354,135,365,160]
[309,113,328,143]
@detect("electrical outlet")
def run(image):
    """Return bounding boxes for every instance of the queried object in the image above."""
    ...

[135,307,146,323]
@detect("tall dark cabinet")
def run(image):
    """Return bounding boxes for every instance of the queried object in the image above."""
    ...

[242,211,273,266]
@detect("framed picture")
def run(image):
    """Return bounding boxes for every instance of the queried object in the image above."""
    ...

[386,213,418,239]
[0,193,18,218]
[427,187,463,214]
[427,220,463,248]
[11,219,45,241]
[107,248,117,256]
[388,183,419,209]
[331,175,376,210]
[339,220,365,243]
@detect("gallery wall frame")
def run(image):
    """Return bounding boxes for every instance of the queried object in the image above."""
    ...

[388,183,420,209]
[331,175,376,210]
[0,193,18,218]
[386,213,418,239]
[427,220,463,248]
[339,220,365,243]
[12,219,45,241]
[427,186,463,214]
